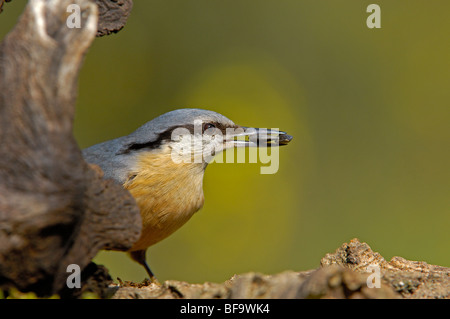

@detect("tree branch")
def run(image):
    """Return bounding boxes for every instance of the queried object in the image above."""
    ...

[0,0,133,36]
[0,0,140,297]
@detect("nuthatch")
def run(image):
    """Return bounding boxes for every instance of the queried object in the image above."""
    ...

[83,108,292,281]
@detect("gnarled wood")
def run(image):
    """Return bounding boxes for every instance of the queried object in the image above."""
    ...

[95,0,133,37]
[0,0,140,297]
[0,0,133,36]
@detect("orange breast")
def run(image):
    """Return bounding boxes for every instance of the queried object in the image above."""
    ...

[124,149,205,251]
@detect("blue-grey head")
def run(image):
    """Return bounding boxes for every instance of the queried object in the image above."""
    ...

[83,108,292,184]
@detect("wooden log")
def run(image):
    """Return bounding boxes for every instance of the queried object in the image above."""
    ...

[0,0,140,297]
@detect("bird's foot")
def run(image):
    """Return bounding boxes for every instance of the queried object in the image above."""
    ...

[143,276,161,286]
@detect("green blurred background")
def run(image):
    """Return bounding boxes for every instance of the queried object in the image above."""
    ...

[1,1,449,284]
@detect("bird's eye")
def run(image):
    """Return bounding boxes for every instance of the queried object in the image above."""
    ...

[202,123,216,132]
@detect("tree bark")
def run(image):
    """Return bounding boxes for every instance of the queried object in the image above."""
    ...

[95,0,133,37]
[0,0,140,297]
[0,0,133,36]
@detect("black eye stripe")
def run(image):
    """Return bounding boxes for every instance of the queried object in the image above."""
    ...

[117,125,188,154]
[118,122,237,155]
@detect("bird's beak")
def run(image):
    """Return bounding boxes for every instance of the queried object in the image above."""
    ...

[227,126,293,148]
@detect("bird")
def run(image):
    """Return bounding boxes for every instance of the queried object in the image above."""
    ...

[82,108,292,281]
